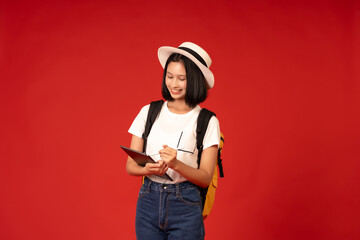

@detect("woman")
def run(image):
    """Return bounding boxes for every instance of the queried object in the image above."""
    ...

[126,42,220,239]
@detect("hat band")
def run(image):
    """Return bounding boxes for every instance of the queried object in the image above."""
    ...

[178,47,208,67]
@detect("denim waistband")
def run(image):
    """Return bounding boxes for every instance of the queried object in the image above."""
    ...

[144,177,198,192]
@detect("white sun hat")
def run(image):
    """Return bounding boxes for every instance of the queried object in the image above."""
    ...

[158,42,214,89]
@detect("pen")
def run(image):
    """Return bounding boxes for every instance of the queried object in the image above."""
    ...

[148,147,185,157]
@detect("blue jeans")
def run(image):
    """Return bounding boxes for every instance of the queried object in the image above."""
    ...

[136,177,204,240]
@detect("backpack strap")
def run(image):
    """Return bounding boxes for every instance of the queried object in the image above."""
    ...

[196,108,224,177]
[196,108,216,210]
[142,100,164,153]
[218,134,224,177]
[196,108,216,166]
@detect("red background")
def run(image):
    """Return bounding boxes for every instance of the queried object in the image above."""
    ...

[1,0,360,239]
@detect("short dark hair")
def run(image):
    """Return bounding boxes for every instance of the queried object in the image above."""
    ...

[161,53,208,108]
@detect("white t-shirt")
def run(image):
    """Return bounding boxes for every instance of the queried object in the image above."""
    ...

[128,101,220,183]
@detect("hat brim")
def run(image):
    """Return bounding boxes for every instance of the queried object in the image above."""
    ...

[158,46,214,89]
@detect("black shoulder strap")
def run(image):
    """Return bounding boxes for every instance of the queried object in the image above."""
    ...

[142,100,164,153]
[196,108,216,209]
[196,108,224,177]
[196,108,216,166]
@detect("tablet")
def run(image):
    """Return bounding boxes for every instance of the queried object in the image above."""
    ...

[120,145,173,181]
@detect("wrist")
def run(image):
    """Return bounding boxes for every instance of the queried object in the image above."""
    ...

[140,165,150,176]
[170,159,181,171]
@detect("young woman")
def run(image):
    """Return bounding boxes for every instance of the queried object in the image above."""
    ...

[126,42,220,239]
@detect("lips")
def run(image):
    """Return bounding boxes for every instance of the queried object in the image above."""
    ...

[170,89,182,95]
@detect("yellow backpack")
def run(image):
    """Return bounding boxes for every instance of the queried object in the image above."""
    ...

[142,100,224,219]
[201,132,224,218]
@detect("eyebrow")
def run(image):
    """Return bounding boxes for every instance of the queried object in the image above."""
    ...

[166,71,186,77]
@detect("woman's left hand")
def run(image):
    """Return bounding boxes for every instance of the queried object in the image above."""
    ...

[159,145,178,169]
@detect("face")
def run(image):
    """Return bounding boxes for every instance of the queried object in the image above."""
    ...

[165,61,187,100]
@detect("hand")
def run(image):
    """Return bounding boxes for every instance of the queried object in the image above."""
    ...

[144,160,168,176]
[159,145,178,168]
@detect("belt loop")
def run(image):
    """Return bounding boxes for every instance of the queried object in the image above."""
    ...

[175,183,180,197]
[144,177,151,192]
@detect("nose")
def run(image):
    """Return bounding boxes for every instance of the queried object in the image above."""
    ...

[172,78,180,87]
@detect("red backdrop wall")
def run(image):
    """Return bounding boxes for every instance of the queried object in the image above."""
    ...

[1,0,359,239]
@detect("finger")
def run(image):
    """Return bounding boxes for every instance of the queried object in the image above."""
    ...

[160,149,172,156]
[146,162,159,167]
[161,162,168,170]
[159,146,170,154]
[146,164,160,171]
[160,154,170,162]
[160,165,168,175]
[162,145,176,152]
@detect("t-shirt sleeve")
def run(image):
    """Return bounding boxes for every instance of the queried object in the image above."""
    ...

[128,104,150,138]
[203,116,221,150]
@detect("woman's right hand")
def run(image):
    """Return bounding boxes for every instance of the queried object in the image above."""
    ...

[144,160,169,176]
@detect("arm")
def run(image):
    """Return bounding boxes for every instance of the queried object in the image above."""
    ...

[126,135,168,177]
[159,144,218,188]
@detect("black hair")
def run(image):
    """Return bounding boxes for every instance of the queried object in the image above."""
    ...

[161,53,208,108]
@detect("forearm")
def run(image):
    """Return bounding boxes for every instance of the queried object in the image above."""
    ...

[126,158,147,176]
[125,135,147,176]
[172,161,213,188]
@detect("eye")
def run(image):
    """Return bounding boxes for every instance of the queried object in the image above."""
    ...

[179,78,186,81]
[167,75,173,79]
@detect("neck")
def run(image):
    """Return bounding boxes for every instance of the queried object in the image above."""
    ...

[167,100,193,114]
